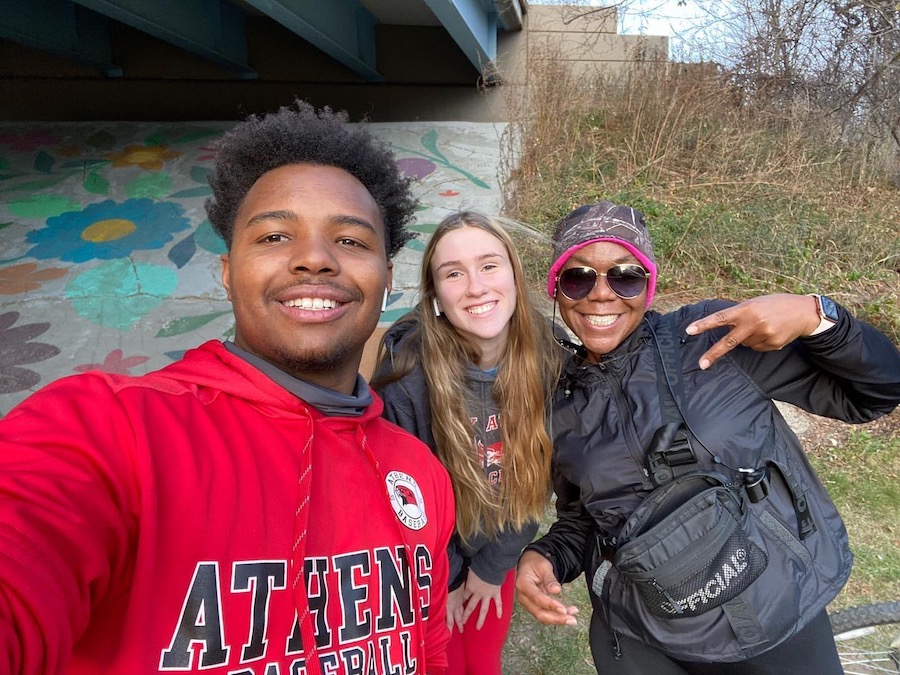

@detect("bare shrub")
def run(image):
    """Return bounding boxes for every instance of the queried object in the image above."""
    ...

[499,49,899,341]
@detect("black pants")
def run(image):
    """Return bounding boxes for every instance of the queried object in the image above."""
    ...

[589,609,843,674]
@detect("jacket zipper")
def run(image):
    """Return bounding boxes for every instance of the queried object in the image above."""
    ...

[598,363,650,472]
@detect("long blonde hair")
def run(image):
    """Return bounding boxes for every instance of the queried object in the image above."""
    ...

[374,212,560,542]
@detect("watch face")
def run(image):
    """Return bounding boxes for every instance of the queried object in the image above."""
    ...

[819,295,840,322]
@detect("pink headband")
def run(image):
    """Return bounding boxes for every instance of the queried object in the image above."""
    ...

[547,237,657,307]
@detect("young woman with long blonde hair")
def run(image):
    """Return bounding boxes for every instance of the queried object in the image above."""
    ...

[371,211,561,675]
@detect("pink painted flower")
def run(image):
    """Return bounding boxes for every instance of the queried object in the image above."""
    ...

[439,189,461,197]
[74,349,150,375]
[0,130,60,153]
[196,145,218,161]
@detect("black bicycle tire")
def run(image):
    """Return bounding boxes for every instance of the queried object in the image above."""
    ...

[830,601,900,636]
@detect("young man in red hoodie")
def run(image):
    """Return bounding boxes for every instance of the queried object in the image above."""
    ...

[0,103,455,675]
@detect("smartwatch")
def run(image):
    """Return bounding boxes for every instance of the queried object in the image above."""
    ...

[809,294,839,335]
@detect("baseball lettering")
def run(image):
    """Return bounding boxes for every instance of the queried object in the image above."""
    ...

[160,546,431,670]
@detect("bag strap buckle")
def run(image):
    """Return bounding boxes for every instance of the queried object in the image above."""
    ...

[646,423,697,488]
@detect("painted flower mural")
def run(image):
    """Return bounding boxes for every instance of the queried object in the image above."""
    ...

[106,144,182,170]
[0,119,503,415]
[0,311,60,394]
[25,199,191,264]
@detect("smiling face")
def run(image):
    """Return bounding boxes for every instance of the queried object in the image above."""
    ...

[556,241,647,362]
[221,163,392,393]
[430,226,517,369]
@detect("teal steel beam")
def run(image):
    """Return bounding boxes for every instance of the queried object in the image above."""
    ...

[71,0,257,78]
[242,0,382,82]
[0,0,122,76]
[423,0,498,75]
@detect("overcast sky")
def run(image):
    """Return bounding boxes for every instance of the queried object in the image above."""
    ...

[617,0,727,61]
[619,0,701,35]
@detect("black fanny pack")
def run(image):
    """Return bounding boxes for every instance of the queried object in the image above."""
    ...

[605,315,770,620]
[613,471,768,619]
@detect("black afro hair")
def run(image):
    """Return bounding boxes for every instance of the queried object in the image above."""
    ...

[205,101,417,257]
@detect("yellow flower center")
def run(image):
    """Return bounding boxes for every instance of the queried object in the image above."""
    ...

[126,150,160,164]
[81,218,137,242]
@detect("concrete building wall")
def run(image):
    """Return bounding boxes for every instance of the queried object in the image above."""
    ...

[502,4,667,83]
[489,4,668,123]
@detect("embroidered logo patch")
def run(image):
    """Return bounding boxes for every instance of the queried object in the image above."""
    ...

[386,471,427,530]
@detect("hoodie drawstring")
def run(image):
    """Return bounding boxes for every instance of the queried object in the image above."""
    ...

[290,427,322,675]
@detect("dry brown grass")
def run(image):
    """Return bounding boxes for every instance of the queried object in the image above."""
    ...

[500,54,900,341]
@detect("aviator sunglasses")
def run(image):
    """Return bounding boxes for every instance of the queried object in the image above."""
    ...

[556,264,650,301]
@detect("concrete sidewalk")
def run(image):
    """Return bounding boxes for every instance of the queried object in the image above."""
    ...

[0,120,505,415]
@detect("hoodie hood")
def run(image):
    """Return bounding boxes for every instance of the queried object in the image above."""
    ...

[383,313,420,356]
[145,340,385,423]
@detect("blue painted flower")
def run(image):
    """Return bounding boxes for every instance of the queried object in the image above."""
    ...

[26,199,191,263]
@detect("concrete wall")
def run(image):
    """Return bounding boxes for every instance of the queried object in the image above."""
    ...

[496,4,668,88]
[488,4,669,125]
[527,4,667,72]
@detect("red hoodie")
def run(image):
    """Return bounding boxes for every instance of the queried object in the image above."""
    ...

[0,341,454,674]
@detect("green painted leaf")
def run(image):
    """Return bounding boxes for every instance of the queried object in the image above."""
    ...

[144,133,165,146]
[83,171,109,195]
[156,310,232,338]
[454,170,491,189]
[405,238,427,252]
[190,166,212,183]
[0,174,72,194]
[167,233,196,268]
[125,172,172,199]
[33,151,55,173]
[0,221,12,231]
[419,130,446,161]
[194,219,226,255]
[409,222,437,233]
[7,194,79,218]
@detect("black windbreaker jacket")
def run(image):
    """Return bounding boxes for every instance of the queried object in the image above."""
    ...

[528,299,900,662]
